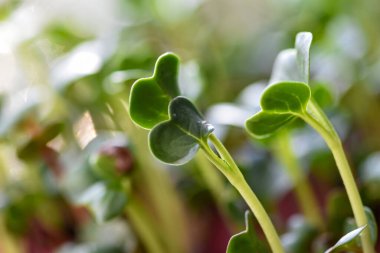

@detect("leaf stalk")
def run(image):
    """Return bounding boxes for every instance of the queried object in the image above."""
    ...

[201,134,285,253]
[302,100,375,253]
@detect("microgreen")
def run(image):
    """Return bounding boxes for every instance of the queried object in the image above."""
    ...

[245,32,313,138]
[128,53,213,165]
[129,53,286,253]
[245,32,376,253]
[130,54,214,164]
[245,81,311,138]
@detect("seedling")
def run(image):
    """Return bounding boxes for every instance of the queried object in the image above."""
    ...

[206,78,323,229]
[129,53,285,253]
[245,32,376,253]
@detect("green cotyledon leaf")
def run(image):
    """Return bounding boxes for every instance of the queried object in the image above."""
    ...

[149,96,214,165]
[129,52,181,129]
[226,211,270,253]
[245,32,313,139]
[245,82,311,138]
[260,81,310,113]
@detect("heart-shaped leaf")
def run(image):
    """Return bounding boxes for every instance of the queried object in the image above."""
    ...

[78,182,128,223]
[129,52,181,129]
[149,96,214,165]
[226,210,270,253]
[245,82,311,138]
[245,32,313,139]
[324,225,367,253]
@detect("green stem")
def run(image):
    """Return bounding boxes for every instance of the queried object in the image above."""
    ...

[201,134,285,253]
[274,132,324,229]
[301,101,374,253]
[125,198,166,253]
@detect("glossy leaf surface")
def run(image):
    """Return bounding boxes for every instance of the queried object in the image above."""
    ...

[226,211,269,253]
[245,82,310,138]
[129,53,180,129]
[324,225,367,253]
[260,82,310,113]
[149,96,214,165]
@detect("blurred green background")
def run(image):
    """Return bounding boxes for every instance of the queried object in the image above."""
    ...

[1,0,380,252]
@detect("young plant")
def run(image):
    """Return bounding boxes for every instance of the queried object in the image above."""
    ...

[129,53,285,253]
[245,32,376,253]
[206,84,324,230]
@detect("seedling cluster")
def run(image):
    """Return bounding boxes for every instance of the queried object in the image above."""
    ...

[128,32,378,253]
